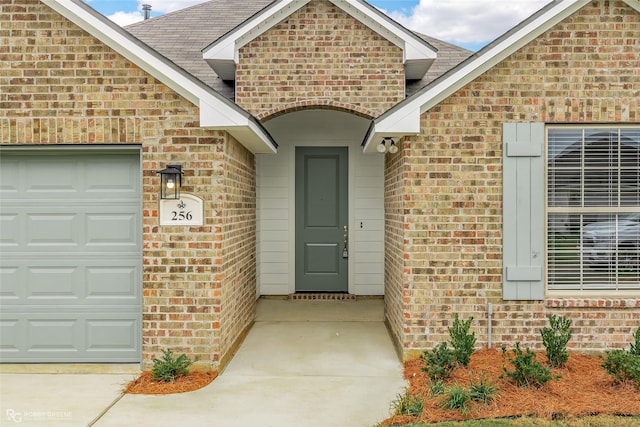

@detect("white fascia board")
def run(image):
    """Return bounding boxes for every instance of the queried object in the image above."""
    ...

[44,0,202,106]
[202,0,437,65]
[45,0,275,154]
[227,125,278,154]
[373,0,591,138]
[334,0,436,62]
[362,107,420,153]
[625,0,640,12]
[203,0,309,63]
[199,99,277,154]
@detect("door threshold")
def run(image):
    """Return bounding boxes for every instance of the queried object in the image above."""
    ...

[291,293,356,301]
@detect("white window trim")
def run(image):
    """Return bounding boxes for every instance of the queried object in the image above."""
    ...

[544,125,640,295]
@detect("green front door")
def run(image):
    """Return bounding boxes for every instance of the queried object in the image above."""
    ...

[295,147,349,292]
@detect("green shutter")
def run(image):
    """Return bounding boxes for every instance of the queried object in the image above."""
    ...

[502,123,545,300]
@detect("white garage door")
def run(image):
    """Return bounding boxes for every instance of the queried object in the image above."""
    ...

[0,148,142,362]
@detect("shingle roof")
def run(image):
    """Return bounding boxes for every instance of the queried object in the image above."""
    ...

[126,0,472,101]
[408,34,473,96]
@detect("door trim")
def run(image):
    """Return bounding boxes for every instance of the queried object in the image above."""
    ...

[287,142,355,294]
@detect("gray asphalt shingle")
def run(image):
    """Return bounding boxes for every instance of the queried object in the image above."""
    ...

[125,0,472,101]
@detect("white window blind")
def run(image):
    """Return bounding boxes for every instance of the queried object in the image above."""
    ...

[547,127,640,291]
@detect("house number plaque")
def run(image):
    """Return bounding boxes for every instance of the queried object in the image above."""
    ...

[159,194,204,226]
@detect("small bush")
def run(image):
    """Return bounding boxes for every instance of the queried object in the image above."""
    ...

[541,314,572,368]
[448,315,476,367]
[441,383,471,414]
[501,342,558,388]
[630,327,640,357]
[468,375,498,404]
[420,342,457,382]
[429,380,446,396]
[391,389,424,417]
[152,349,193,382]
[601,349,640,388]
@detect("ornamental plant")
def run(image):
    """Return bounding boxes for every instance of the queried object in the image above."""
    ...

[501,342,558,388]
[541,314,572,368]
[601,349,640,388]
[420,342,457,382]
[630,327,640,356]
[152,349,193,382]
[448,314,476,368]
[391,388,424,417]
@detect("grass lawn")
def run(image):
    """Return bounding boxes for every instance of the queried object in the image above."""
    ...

[383,414,640,426]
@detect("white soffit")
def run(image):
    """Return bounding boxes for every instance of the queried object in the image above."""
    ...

[202,0,437,80]
[44,0,277,154]
[363,0,619,152]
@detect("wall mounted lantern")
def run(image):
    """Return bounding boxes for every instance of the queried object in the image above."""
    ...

[157,164,183,200]
[377,137,398,154]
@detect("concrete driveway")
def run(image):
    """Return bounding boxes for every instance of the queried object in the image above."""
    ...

[1,298,406,427]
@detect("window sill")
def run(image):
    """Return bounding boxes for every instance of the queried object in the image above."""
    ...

[545,296,640,309]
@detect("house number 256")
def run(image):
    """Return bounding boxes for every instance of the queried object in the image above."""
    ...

[160,195,203,226]
[171,210,193,221]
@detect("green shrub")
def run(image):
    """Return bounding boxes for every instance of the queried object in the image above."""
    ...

[468,375,498,404]
[630,327,640,357]
[448,315,476,367]
[541,314,572,368]
[441,383,471,414]
[501,342,558,388]
[391,389,424,417]
[152,349,193,382]
[429,380,446,396]
[420,342,457,382]
[601,349,640,388]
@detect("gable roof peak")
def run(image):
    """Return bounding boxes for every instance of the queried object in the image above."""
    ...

[202,0,438,80]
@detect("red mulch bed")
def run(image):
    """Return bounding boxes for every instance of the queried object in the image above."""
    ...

[124,371,217,394]
[381,348,640,425]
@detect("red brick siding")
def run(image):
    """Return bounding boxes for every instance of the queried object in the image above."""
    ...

[383,140,407,353]
[218,137,257,359]
[388,0,640,359]
[236,0,405,119]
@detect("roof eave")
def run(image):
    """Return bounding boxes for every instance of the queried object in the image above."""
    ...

[366,0,605,149]
[43,0,277,154]
[202,0,438,80]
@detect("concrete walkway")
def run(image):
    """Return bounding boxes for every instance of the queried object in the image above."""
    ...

[1,298,406,427]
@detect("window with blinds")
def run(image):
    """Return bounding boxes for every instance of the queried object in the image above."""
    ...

[547,127,640,291]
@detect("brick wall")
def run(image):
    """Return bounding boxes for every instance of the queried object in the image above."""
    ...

[388,0,640,359]
[236,0,405,119]
[383,144,407,353]
[0,0,257,370]
[218,136,257,362]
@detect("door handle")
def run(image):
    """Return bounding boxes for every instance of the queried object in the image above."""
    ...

[342,225,348,258]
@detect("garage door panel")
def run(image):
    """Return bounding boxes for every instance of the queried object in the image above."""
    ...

[86,211,139,247]
[27,213,79,247]
[86,265,139,300]
[3,152,140,200]
[1,313,140,362]
[0,161,19,193]
[0,266,21,300]
[5,206,140,252]
[0,149,141,363]
[28,266,80,300]
[0,214,19,246]
[25,166,78,194]
[84,159,140,195]
[0,319,21,353]
[1,257,140,305]
[86,319,138,351]
[27,319,79,352]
